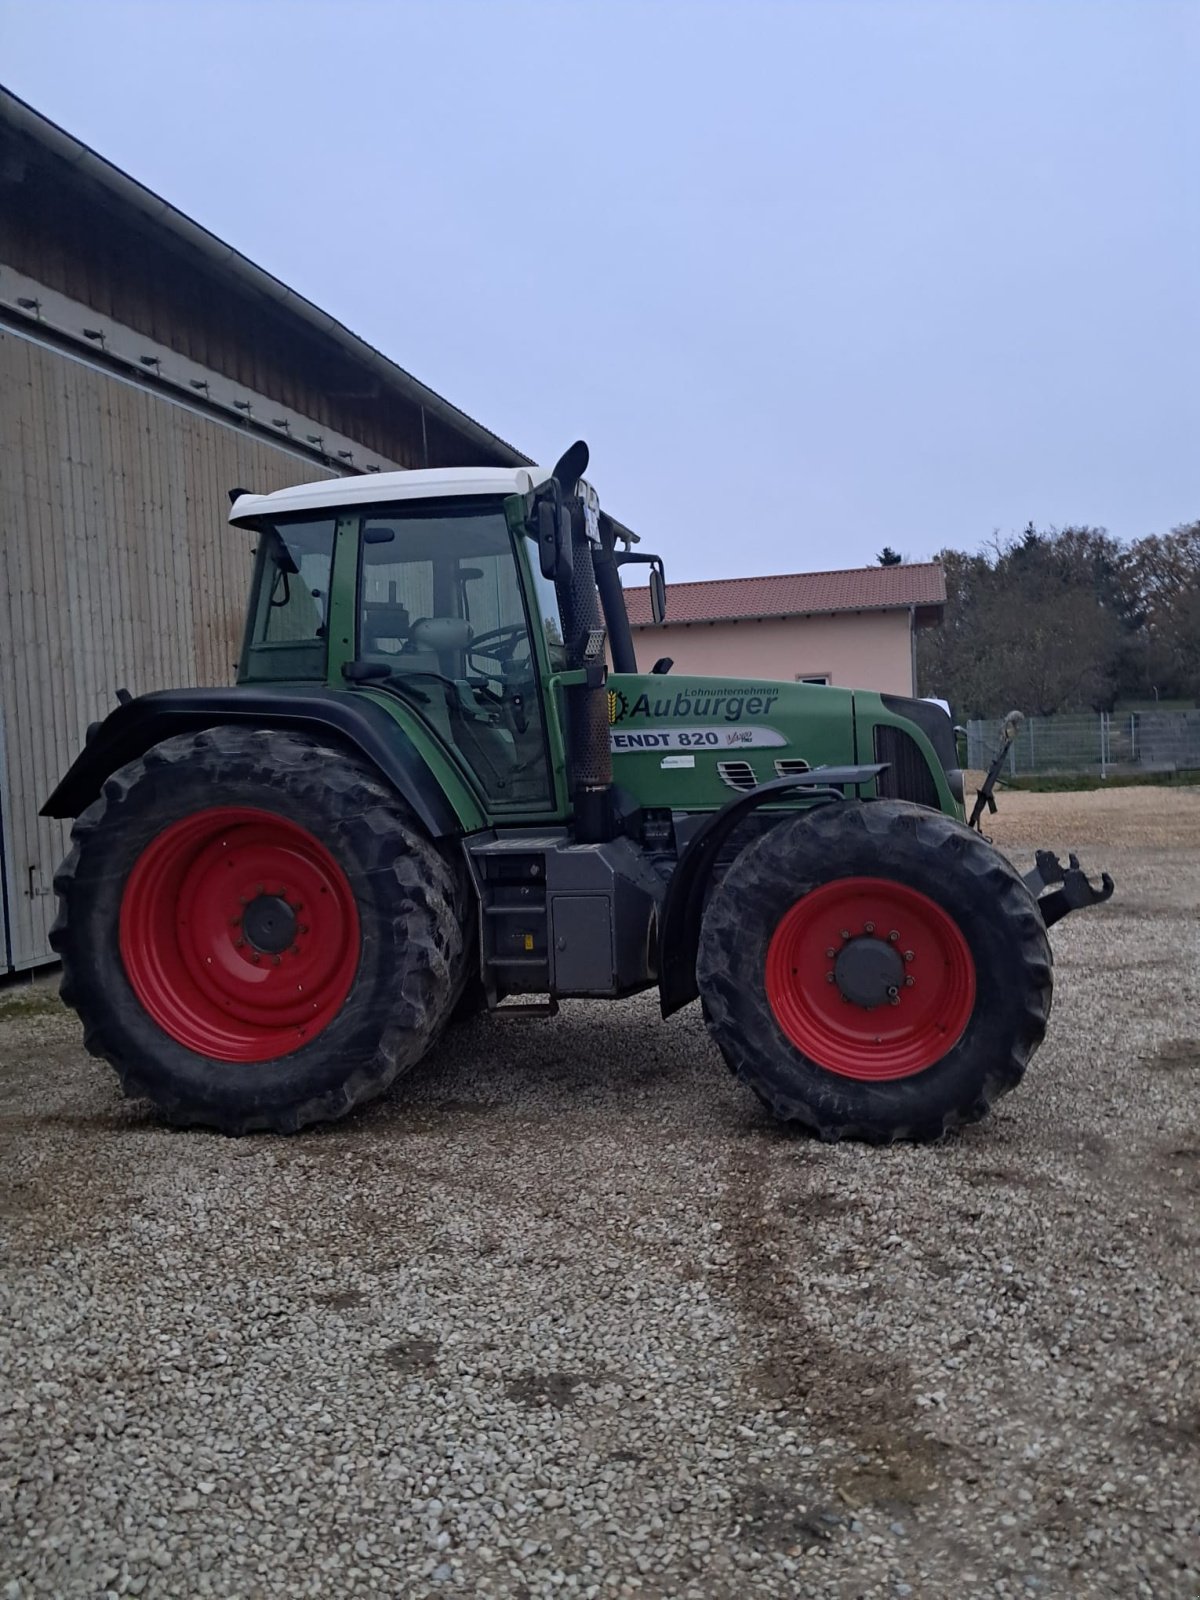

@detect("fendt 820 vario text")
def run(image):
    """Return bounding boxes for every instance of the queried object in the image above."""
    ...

[44,444,1113,1141]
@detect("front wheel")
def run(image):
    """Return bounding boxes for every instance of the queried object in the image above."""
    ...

[51,727,467,1133]
[696,801,1053,1142]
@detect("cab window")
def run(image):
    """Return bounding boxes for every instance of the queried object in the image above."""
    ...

[240,517,334,682]
[357,501,556,809]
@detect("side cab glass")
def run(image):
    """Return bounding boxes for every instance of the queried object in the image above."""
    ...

[239,516,335,682]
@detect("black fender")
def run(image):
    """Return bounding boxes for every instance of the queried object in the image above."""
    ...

[41,687,462,840]
[657,767,885,1017]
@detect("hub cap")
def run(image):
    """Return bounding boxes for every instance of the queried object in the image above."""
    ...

[764,876,976,1080]
[119,806,360,1063]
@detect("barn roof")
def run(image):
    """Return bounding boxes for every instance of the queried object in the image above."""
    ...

[624,562,946,626]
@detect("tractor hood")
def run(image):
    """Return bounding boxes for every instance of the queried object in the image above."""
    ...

[603,673,962,816]
[605,672,859,810]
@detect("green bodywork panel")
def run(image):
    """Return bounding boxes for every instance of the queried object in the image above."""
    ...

[603,674,961,820]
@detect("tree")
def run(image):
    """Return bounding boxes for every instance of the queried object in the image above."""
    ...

[876,546,903,566]
[918,526,1128,716]
[1120,522,1200,700]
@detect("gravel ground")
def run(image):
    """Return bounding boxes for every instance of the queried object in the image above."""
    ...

[2,787,1198,1600]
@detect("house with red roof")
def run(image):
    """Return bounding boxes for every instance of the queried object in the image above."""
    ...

[622,563,946,696]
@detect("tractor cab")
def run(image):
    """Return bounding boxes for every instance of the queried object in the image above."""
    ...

[230,449,663,832]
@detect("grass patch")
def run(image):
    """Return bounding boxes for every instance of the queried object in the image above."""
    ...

[1000,770,1200,793]
[0,989,65,1021]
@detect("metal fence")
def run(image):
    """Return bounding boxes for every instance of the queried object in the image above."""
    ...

[965,710,1200,777]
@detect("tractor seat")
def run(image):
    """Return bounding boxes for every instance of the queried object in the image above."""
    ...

[361,599,412,655]
[408,617,473,654]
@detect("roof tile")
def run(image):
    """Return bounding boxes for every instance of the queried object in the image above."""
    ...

[624,562,945,626]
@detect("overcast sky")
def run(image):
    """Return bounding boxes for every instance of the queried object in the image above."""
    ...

[2,0,1196,578]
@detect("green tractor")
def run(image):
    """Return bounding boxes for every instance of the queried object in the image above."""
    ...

[44,444,1112,1140]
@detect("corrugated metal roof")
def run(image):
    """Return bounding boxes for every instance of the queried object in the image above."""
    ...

[624,563,946,626]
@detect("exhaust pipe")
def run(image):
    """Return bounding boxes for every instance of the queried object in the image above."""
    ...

[558,501,614,842]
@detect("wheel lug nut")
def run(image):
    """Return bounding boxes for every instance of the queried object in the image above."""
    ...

[825,971,836,984]
[905,975,915,987]
[888,930,899,942]
[230,917,241,927]
[234,938,245,949]
[864,921,875,934]
[840,929,851,941]
[886,985,898,998]
[825,947,836,959]
[272,955,282,967]
[904,950,915,962]
[889,995,901,1006]
[290,946,302,957]
[298,925,309,935]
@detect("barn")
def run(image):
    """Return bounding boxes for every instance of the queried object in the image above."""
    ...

[0,87,537,972]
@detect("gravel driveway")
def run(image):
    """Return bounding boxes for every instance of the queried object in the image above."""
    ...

[2,788,1198,1599]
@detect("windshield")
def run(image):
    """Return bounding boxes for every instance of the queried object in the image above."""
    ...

[357,501,558,809]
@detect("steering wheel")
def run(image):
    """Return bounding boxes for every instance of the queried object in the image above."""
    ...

[467,623,527,673]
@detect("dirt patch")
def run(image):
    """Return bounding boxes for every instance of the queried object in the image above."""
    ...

[983,780,1200,851]
[505,1371,593,1409]
[723,1147,946,1511]
[1145,1038,1200,1071]
[313,1289,367,1311]
[731,1478,842,1551]
[382,1336,438,1374]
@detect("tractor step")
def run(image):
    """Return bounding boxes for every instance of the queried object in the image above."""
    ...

[487,995,559,1017]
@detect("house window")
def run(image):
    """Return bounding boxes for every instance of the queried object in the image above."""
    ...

[796,673,831,686]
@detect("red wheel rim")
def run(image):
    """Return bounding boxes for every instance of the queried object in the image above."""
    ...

[764,877,976,1080]
[119,807,360,1063]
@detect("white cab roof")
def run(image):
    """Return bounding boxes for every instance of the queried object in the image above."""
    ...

[229,465,552,524]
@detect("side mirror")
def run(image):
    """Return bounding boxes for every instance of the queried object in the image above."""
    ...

[537,501,558,579]
[536,495,575,582]
[556,502,574,582]
[649,565,667,623]
[614,550,668,622]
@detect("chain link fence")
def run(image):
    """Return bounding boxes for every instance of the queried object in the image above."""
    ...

[965,710,1200,777]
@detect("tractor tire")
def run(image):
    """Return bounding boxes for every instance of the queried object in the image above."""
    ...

[51,727,467,1134]
[696,800,1052,1143]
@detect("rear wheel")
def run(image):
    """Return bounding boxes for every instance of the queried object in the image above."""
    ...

[51,727,467,1133]
[697,800,1052,1142]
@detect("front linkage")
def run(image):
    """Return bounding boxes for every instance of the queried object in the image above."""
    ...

[1023,850,1114,930]
[969,710,1115,929]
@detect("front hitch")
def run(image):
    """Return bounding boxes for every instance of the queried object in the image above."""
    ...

[1023,849,1115,929]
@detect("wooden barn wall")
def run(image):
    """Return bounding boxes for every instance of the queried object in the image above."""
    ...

[0,327,340,969]
[3,146,491,470]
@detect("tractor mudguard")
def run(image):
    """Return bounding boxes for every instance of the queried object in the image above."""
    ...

[657,767,885,1018]
[41,687,462,839]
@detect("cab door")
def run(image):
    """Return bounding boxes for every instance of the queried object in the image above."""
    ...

[352,498,567,815]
